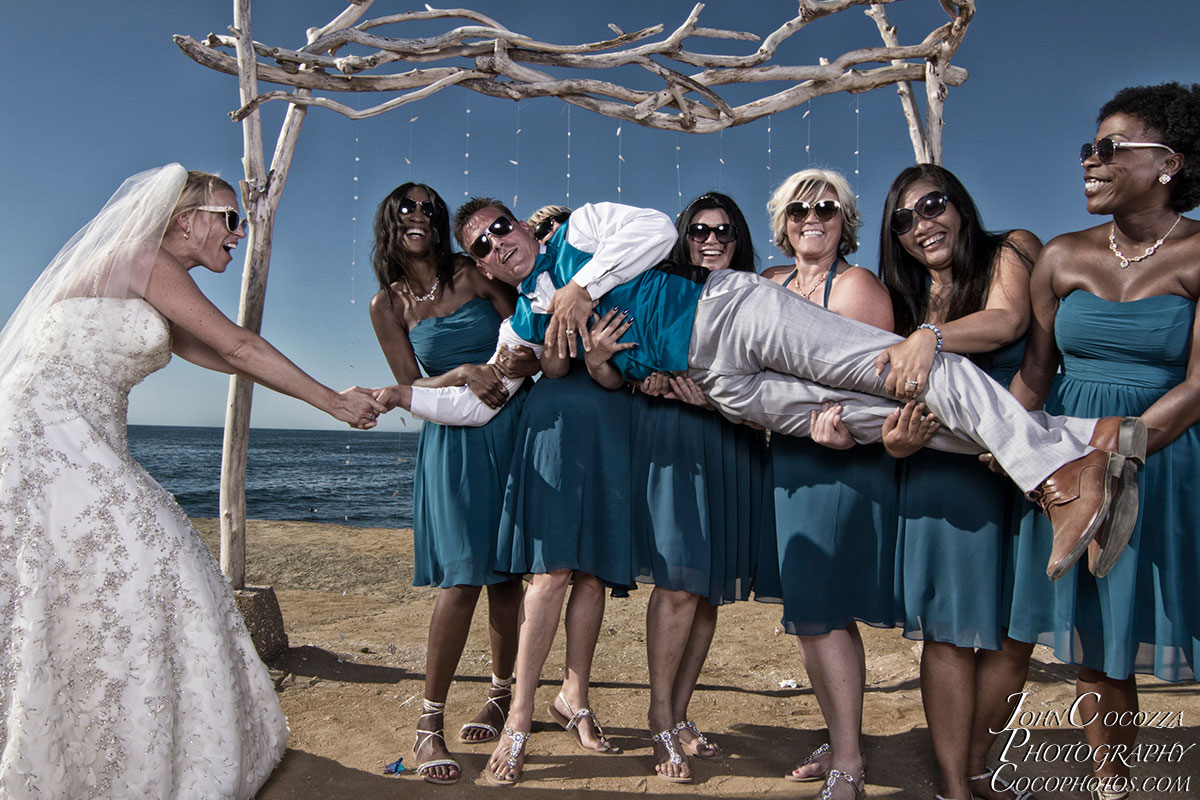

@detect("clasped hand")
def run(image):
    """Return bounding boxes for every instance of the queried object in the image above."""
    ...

[333,386,387,430]
[546,281,596,359]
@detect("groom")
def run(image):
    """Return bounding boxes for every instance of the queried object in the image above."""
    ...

[381,198,1144,581]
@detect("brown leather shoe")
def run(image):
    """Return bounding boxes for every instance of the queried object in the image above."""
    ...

[1030,450,1121,581]
[1086,417,1147,577]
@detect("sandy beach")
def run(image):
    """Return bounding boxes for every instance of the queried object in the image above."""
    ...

[193,519,1200,799]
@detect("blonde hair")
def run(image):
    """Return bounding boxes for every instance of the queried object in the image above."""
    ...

[766,168,860,257]
[172,171,236,221]
[527,204,572,228]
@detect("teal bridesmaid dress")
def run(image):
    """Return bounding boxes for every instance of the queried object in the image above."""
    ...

[408,297,527,588]
[1007,291,1200,681]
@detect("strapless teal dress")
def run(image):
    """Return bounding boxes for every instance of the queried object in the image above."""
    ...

[495,364,635,588]
[629,391,771,606]
[1007,291,1200,681]
[894,339,1026,649]
[408,298,527,588]
[755,264,898,632]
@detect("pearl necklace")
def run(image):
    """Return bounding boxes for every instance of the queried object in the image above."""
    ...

[402,273,441,302]
[1108,214,1182,268]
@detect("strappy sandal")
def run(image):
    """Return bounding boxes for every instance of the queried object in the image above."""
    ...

[969,769,1035,800]
[674,719,721,759]
[649,727,692,784]
[786,742,830,782]
[820,767,865,800]
[413,702,460,785]
[484,727,529,787]
[459,682,512,743]
[547,693,621,753]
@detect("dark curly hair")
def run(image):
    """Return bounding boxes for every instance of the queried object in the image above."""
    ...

[880,164,1034,337]
[371,183,456,304]
[1099,82,1200,212]
[670,192,758,273]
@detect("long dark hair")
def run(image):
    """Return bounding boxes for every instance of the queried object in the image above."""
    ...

[371,182,456,304]
[670,192,757,273]
[880,165,1033,336]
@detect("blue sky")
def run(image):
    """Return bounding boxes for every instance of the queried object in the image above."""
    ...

[3,1,1198,432]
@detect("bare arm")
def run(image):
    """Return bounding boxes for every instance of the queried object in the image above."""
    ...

[1010,236,1066,410]
[145,255,383,428]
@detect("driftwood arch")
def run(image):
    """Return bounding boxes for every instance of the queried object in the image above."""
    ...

[176,0,974,588]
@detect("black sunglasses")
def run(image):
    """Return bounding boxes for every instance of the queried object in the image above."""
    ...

[686,222,737,244]
[1080,137,1177,165]
[469,215,515,260]
[398,197,436,217]
[890,192,949,235]
[532,213,570,242]
[785,198,841,223]
[197,205,242,233]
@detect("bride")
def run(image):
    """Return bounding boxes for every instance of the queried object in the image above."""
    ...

[0,164,382,798]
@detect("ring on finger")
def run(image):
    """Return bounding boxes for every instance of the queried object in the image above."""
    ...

[565,328,577,335]
[905,380,919,387]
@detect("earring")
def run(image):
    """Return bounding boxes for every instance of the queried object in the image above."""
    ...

[183,230,190,239]
[1159,173,1172,185]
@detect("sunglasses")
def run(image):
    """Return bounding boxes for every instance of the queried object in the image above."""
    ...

[685,222,737,244]
[1080,137,1177,165]
[469,215,516,260]
[785,198,841,223]
[890,192,949,235]
[197,205,242,233]
[398,197,435,217]
[532,213,570,242]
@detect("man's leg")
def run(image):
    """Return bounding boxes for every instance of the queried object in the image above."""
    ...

[688,270,1090,492]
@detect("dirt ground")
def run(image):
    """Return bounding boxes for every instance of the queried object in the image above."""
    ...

[192,519,1200,799]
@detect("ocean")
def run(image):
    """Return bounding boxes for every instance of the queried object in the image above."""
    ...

[128,425,419,529]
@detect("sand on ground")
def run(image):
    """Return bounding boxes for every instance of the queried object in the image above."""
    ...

[193,519,1200,799]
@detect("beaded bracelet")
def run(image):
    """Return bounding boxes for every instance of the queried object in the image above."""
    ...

[917,322,943,355]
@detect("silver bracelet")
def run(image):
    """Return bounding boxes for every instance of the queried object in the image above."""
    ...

[917,322,943,355]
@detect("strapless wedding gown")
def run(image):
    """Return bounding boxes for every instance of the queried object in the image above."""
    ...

[0,298,287,799]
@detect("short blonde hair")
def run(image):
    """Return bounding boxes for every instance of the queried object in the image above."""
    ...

[766,168,860,258]
[527,204,572,228]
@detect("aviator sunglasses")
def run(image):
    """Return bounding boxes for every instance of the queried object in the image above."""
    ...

[685,222,737,244]
[197,205,242,233]
[890,192,949,235]
[785,198,842,223]
[1080,137,1177,165]
[398,197,436,217]
[469,214,516,260]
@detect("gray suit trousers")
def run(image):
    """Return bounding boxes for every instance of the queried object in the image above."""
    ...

[686,270,1094,493]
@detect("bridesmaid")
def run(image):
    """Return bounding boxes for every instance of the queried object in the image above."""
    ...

[368,183,537,784]
[631,192,772,783]
[485,205,629,786]
[877,164,1041,800]
[1007,82,1200,800]
[759,168,893,800]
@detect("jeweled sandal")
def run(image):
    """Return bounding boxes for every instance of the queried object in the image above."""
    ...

[485,727,529,787]
[650,727,692,784]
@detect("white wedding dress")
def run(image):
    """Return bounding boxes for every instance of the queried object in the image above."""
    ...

[0,297,287,799]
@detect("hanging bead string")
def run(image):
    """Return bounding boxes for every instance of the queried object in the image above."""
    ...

[405,115,418,180]
[565,106,572,204]
[718,129,726,190]
[510,104,521,210]
[804,100,812,165]
[616,123,623,199]
[675,132,683,214]
[343,127,362,526]
[463,100,471,197]
[766,114,775,264]
[853,96,861,203]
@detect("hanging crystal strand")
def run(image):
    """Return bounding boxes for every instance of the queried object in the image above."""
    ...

[766,114,775,264]
[510,104,521,210]
[565,106,572,205]
[405,115,418,180]
[463,100,471,197]
[344,129,362,526]
[675,131,683,215]
[718,129,726,191]
[853,96,861,203]
[804,99,812,165]
[616,124,623,198]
